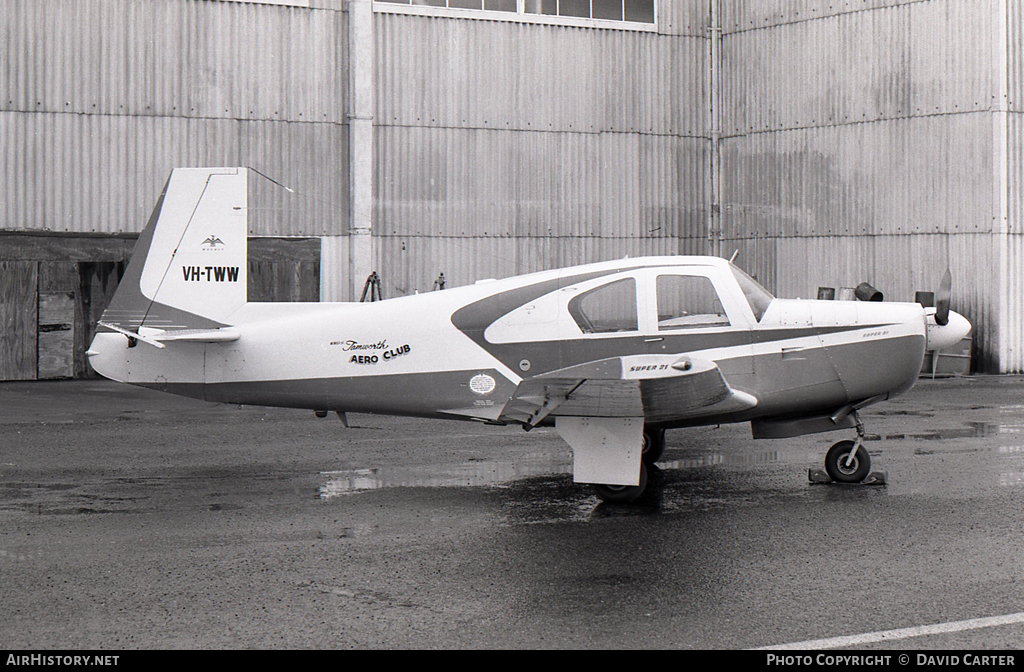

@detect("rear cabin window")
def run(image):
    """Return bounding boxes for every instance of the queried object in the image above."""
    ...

[568,278,638,334]
[656,275,729,330]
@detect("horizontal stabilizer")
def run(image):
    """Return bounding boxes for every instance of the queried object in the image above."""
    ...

[148,327,240,343]
[96,321,166,349]
[97,321,240,348]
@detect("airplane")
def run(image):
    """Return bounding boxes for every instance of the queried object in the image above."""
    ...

[87,167,973,502]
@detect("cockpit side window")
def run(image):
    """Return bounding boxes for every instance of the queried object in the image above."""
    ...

[656,275,730,330]
[567,277,638,334]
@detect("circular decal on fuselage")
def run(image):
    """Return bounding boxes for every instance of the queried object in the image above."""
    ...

[469,374,496,395]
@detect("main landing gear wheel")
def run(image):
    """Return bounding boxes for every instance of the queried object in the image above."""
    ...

[642,427,666,464]
[592,461,648,503]
[824,440,871,483]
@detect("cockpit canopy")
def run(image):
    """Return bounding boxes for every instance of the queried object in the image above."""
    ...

[484,260,774,344]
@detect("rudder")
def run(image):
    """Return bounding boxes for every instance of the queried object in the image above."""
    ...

[101,168,248,331]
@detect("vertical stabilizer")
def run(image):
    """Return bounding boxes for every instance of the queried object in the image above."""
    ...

[101,168,248,330]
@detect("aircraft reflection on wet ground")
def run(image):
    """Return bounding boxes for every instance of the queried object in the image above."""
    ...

[319,453,574,498]
[317,451,787,499]
[888,420,1024,441]
[318,413,1024,518]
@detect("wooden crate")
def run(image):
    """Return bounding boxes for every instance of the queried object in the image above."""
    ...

[0,261,39,380]
[920,337,973,378]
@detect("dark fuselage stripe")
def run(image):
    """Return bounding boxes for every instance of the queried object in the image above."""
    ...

[450,267,898,375]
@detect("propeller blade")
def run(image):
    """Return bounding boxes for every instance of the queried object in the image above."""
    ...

[935,269,952,326]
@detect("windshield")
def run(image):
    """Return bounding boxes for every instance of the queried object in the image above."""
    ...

[729,263,774,322]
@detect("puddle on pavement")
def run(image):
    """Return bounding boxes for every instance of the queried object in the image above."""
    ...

[320,454,574,498]
[882,421,1024,442]
[0,479,154,515]
[318,448,799,498]
[316,420,1024,498]
[318,412,1024,511]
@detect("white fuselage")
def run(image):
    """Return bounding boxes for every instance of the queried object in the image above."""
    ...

[88,256,969,428]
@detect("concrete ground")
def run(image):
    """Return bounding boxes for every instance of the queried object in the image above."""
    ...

[2,375,1024,649]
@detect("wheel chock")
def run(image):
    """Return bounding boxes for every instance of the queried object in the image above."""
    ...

[808,468,831,483]
[862,470,887,485]
[808,469,887,485]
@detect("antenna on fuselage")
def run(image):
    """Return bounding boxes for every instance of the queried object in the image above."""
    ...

[729,249,739,263]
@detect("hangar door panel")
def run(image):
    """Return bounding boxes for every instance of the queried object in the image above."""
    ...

[0,261,38,380]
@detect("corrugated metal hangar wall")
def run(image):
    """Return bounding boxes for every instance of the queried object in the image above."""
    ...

[1,0,1021,378]
[1,0,344,380]
[718,0,1023,374]
[370,2,710,293]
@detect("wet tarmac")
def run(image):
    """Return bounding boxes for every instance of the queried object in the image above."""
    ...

[2,376,1024,648]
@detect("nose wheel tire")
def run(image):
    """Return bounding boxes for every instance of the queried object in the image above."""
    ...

[592,461,648,503]
[825,440,871,483]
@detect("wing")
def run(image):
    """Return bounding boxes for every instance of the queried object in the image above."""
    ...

[498,354,757,428]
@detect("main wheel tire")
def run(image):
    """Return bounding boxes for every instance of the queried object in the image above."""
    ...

[592,461,648,503]
[642,428,666,464]
[824,440,871,483]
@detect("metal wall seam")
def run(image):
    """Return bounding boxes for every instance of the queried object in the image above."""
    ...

[372,123,709,287]
[0,0,346,236]
[718,0,1011,370]
[371,4,710,293]
[3,0,345,121]
[1002,107,1024,371]
[1010,110,1024,233]
[656,0,710,36]
[721,0,924,34]
[1008,1,1023,238]
[1011,0,1024,113]
[1,112,347,236]
[1003,232,1024,372]
[721,0,994,137]
[373,10,707,137]
[722,117,996,241]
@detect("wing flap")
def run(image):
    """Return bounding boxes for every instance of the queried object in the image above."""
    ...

[497,354,756,426]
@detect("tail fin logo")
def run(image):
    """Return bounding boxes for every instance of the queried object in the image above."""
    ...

[134,168,248,326]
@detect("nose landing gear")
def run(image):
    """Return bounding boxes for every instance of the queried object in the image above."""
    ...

[817,410,884,485]
[825,438,870,483]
